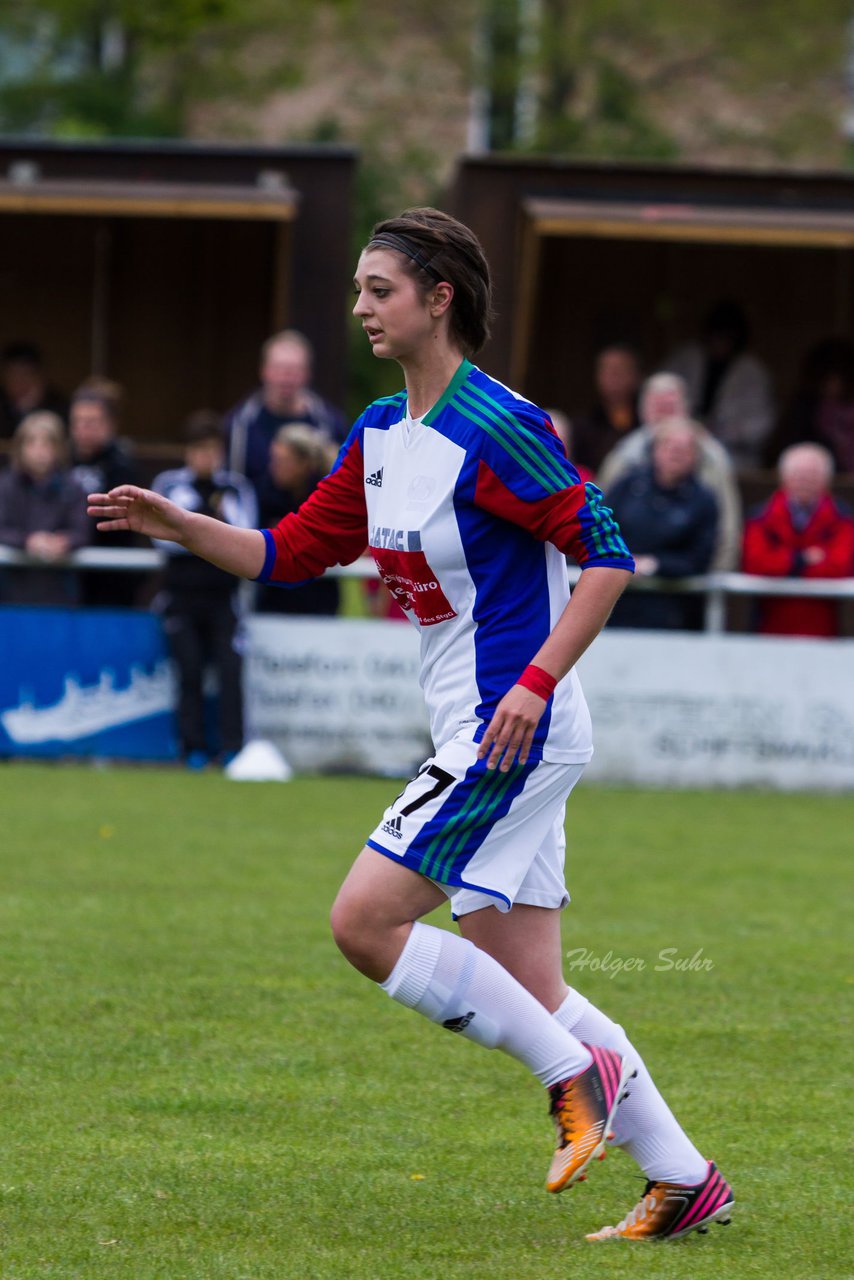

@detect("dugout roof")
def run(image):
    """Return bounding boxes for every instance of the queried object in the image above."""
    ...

[0,139,356,444]
[451,157,854,443]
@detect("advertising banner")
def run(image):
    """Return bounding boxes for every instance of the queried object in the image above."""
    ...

[1,606,852,790]
[578,630,854,791]
[244,616,432,776]
[0,606,177,760]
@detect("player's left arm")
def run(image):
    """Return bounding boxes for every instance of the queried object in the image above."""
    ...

[477,566,631,771]
[475,405,634,771]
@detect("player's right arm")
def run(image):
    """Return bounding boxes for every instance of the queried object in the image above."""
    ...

[88,424,369,584]
[88,485,267,579]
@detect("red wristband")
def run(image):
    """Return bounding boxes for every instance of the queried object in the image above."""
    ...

[516,663,557,701]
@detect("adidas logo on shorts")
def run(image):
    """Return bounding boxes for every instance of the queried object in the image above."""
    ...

[381,815,403,839]
[366,467,384,487]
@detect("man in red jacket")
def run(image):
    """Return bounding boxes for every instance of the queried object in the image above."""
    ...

[742,443,854,636]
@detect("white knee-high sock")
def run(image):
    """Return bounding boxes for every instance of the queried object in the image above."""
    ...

[553,990,707,1184]
[381,922,591,1087]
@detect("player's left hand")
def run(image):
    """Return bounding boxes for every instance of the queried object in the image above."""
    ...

[478,685,547,772]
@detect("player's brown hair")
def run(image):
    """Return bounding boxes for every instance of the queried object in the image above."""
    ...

[367,207,494,357]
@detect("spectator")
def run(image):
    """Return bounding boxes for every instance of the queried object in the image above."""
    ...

[664,300,774,469]
[742,443,854,637]
[0,341,68,438]
[598,372,742,570]
[255,423,340,616]
[152,414,257,768]
[0,412,89,604]
[769,337,854,474]
[69,379,141,607]
[605,417,718,630]
[225,329,348,486]
[570,344,642,473]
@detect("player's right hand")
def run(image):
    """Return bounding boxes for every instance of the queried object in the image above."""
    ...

[87,485,190,544]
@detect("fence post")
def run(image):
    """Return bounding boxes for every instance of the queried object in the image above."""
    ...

[704,583,727,633]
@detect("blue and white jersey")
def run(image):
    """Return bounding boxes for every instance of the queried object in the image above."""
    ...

[257,359,634,761]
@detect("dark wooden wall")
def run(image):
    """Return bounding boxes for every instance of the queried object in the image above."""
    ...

[451,157,854,421]
[0,140,356,440]
[524,234,849,423]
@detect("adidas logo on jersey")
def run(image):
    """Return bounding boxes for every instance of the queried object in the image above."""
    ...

[366,467,384,487]
[381,815,403,839]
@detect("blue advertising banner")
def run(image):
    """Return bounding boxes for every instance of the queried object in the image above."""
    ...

[0,606,178,760]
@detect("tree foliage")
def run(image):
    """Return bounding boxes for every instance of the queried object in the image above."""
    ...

[476,0,850,161]
[0,0,333,137]
[0,0,849,169]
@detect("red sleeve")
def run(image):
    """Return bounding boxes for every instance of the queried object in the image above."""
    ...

[473,459,635,569]
[257,436,368,583]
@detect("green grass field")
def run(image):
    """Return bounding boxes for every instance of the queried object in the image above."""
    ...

[0,765,850,1279]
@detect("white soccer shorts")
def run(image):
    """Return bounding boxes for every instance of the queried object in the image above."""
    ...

[366,731,585,915]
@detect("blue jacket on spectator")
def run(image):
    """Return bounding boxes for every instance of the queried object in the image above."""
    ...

[605,465,718,629]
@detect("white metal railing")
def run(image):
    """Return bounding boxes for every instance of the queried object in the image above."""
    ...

[1,545,853,634]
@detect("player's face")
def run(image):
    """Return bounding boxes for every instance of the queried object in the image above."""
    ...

[353,249,435,362]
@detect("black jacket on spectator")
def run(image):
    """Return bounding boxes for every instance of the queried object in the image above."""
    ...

[225,391,348,484]
[152,466,257,604]
[0,467,89,604]
[70,439,142,607]
[69,438,138,497]
[255,474,340,616]
[605,465,718,630]
[570,401,641,474]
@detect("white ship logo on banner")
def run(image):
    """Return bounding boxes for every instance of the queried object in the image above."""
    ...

[1,664,174,744]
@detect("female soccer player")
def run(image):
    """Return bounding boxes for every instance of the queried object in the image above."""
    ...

[89,208,733,1242]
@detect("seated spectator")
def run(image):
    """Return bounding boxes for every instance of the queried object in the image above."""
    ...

[151,414,257,768]
[69,379,141,607]
[742,443,854,638]
[226,329,348,485]
[768,337,854,473]
[598,372,742,570]
[0,341,68,438]
[605,417,719,630]
[0,412,89,604]
[255,423,340,616]
[664,300,774,469]
[570,344,642,473]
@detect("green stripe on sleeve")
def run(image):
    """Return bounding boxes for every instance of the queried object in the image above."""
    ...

[459,383,570,492]
[451,398,564,494]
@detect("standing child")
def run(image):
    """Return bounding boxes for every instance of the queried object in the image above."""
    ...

[151,413,257,768]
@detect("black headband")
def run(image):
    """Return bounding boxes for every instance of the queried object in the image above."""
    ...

[367,233,444,283]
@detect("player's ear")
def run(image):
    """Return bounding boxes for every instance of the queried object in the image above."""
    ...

[430,282,454,318]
